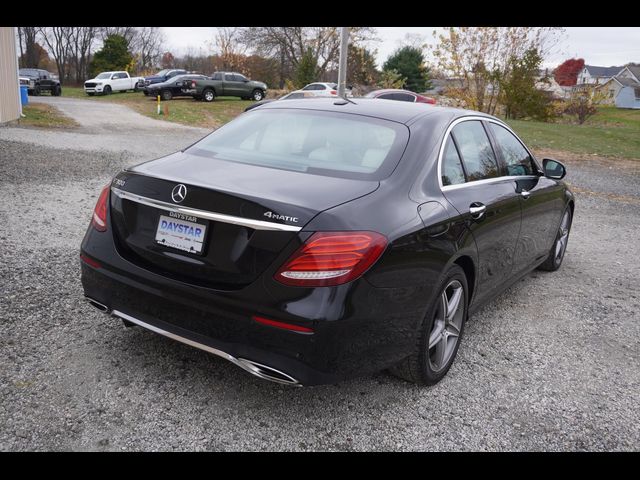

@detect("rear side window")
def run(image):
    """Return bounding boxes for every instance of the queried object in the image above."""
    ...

[212,73,222,80]
[488,123,536,176]
[451,121,499,182]
[187,109,410,180]
[395,93,416,102]
[441,135,466,186]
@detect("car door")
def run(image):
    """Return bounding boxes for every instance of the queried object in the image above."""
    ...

[439,119,523,305]
[223,73,243,96]
[486,122,566,274]
[112,72,127,91]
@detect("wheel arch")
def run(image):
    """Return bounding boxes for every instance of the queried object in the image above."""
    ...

[453,255,476,305]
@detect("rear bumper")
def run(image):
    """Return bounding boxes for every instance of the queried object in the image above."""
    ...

[80,226,427,386]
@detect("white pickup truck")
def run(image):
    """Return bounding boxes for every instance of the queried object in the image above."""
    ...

[84,71,145,96]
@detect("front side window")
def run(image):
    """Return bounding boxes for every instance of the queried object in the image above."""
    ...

[186,109,410,180]
[441,135,466,186]
[224,74,235,81]
[488,123,536,176]
[234,74,247,82]
[451,121,499,182]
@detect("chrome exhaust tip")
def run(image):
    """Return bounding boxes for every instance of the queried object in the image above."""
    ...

[85,296,111,314]
[235,358,301,386]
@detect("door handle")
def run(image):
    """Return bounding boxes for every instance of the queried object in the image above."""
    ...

[469,203,486,219]
[521,190,531,199]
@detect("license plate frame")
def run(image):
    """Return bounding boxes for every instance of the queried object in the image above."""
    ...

[154,212,207,255]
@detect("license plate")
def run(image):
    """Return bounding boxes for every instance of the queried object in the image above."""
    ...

[155,214,206,254]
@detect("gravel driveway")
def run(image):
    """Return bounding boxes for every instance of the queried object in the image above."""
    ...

[1,98,639,451]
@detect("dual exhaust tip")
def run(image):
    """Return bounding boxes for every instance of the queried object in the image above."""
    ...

[84,296,301,386]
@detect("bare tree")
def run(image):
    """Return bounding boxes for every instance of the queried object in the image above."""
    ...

[215,27,247,71]
[69,27,97,83]
[38,27,74,83]
[240,27,377,77]
[17,27,40,68]
[136,27,165,72]
[99,27,139,49]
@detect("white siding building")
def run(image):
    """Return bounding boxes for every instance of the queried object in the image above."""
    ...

[0,27,21,124]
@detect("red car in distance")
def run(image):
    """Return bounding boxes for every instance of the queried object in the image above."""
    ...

[365,88,436,104]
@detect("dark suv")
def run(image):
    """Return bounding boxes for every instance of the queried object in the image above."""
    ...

[145,74,209,101]
[19,69,62,96]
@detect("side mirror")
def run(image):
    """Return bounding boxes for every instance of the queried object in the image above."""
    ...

[543,158,566,180]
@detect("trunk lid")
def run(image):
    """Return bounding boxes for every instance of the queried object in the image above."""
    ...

[109,152,379,289]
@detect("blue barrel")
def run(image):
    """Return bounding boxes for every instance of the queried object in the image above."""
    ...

[20,85,29,105]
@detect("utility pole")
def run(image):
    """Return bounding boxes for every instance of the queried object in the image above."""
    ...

[337,27,349,97]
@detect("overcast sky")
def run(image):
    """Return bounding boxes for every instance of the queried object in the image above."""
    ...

[161,27,640,69]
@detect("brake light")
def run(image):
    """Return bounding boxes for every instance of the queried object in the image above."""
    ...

[191,81,197,88]
[91,184,110,232]
[330,90,337,95]
[275,231,387,287]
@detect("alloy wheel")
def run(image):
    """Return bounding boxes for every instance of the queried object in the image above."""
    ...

[428,280,464,372]
[555,211,571,264]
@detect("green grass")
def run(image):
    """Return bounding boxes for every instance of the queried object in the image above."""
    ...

[506,106,640,160]
[62,86,252,129]
[18,103,78,129]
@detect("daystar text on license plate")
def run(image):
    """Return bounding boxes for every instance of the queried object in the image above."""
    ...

[155,214,206,254]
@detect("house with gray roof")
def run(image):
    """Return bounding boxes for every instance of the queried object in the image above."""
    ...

[577,65,624,85]
[596,64,640,109]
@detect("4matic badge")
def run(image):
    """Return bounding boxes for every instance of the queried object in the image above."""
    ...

[264,211,299,223]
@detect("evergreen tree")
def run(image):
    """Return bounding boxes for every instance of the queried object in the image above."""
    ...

[382,46,432,92]
[90,35,133,76]
[294,48,318,89]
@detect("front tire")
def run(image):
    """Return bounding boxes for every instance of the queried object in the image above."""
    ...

[538,207,572,272]
[33,86,41,96]
[390,264,468,385]
[52,85,61,96]
[103,85,112,95]
[252,89,265,101]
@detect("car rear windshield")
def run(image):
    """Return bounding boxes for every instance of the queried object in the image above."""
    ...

[186,109,410,180]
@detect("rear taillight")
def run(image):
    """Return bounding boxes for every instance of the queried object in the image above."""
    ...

[191,81,197,88]
[91,184,110,232]
[275,231,387,287]
[330,90,337,95]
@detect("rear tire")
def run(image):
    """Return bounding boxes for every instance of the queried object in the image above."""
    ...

[252,89,265,101]
[103,85,112,95]
[389,264,468,385]
[202,88,215,102]
[538,207,572,272]
[161,89,173,101]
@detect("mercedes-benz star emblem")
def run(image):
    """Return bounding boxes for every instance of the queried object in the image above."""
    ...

[171,184,187,203]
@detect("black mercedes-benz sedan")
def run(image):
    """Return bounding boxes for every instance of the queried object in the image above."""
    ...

[80,98,574,386]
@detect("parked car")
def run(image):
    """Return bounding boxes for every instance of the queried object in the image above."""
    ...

[81,98,574,387]
[146,74,209,101]
[141,69,188,95]
[84,71,145,96]
[300,82,353,97]
[365,88,436,104]
[18,68,61,96]
[192,72,267,102]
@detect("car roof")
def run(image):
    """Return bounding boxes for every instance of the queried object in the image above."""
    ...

[255,97,491,125]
